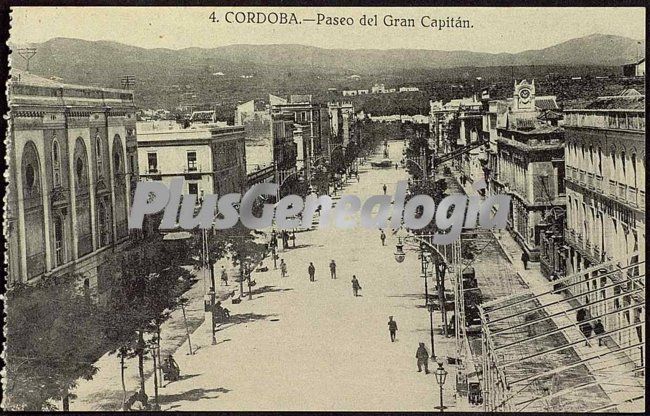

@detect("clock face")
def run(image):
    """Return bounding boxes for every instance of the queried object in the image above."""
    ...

[519,88,531,101]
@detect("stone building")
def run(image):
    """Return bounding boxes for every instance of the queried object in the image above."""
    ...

[137,122,247,197]
[491,80,565,261]
[562,89,645,365]
[6,71,138,288]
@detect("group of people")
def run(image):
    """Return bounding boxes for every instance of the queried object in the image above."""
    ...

[577,308,606,346]
[307,260,363,297]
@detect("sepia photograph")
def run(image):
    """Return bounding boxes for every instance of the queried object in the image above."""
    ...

[2,4,646,412]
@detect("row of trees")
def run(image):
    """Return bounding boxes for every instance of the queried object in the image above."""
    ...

[5,220,268,411]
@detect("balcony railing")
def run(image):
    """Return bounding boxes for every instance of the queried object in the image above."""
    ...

[618,183,626,200]
[595,174,603,190]
[184,164,202,173]
[609,179,617,197]
[627,187,638,207]
[586,172,595,189]
[578,169,586,184]
[564,109,645,132]
[640,190,646,208]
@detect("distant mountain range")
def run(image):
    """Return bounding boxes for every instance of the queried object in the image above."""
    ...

[9,34,644,109]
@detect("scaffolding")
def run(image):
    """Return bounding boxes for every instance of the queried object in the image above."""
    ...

[479,252,645,412]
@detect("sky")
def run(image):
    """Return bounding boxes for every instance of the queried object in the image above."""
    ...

[10,7,646,53]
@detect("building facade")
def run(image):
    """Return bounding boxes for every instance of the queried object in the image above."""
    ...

[562,90,645,365]
[491,80,566,261]
[137,122,247,197]
[6,71,138,289]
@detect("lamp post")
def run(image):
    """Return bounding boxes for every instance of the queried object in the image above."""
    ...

[434,360,448,412]
[150,345,161,410]
[395,237,436,360]
[271,230,278,270]
[162,230,198,352]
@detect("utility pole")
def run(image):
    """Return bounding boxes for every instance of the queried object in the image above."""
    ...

[121,75,136,89]
[17,48,37,72]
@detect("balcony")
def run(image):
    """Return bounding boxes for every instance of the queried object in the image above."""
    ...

[586,172,595,189]
[564,109,645,132]
[595,174,603,190]
[578,169,586,185]
[627,187,638,207]
[608,179,617,197]
[618,183,626,200]
[184,164,202,173]
[640,190,645,208]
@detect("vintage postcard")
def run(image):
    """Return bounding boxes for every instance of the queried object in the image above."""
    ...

[3,5,646,413]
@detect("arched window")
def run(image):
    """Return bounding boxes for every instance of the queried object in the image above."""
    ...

[52,138,61,187]
[76,157,85,183]
[620,151,626,182]
[54,215,64,266]
[114,149,121,173]
[96,134,103,178]
[98,201,110,247]
[631,153,637,188]
[597,147,603,176]
[25,164,35,190]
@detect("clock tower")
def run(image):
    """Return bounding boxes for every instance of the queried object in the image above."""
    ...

[513,79,535,111]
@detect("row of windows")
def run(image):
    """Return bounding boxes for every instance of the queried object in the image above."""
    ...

[146,151,198,173]
[23,134,128,196]
[567,142,643,188]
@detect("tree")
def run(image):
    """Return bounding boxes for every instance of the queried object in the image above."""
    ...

[99,235,194,409]
[227,223,267,300]
[5,275,105,411]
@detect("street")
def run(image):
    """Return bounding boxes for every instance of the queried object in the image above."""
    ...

[150,141,459,411]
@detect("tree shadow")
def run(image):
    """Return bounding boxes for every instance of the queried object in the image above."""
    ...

[250,285,294,296]
[388,293,427,300]
[215,313,278,331]
[158,387,231,405]
[284,243,318,250]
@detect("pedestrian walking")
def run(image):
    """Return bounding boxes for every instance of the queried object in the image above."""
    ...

[383,184,387,195]
[380,230,386,246]
[308,262,316,282]
[395,162,398,170]
[415,343,430,373]
[221,266,228,286]
[388,316,398,342]
[356,174,360,183]
[521,251,529,270]
[351,275,362,296]
[280,259,287,277]
[329,260,337,279]
[593,319,605,346]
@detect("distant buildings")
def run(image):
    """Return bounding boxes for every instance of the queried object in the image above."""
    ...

[342,90,358,97]
[271,95,327,177]
[137,121,247,196]
[371,83,386,94]
[622,58,645,77]
[399,86,419,92]
[189,110,216,124]
[6,71,138,288]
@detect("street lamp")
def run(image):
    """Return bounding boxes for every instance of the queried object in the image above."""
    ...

[394,236,437,360]
[394,238,406,263]
[162,229,216,346]
[434,360,448,412]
